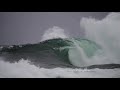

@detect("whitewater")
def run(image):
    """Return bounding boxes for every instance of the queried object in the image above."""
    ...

[0,59,120,78]
[0,12,120,78]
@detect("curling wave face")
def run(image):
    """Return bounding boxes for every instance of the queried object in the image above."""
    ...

[0,38,99,67]
[0,38,120,69]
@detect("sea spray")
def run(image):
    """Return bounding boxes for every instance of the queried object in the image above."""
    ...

[68,38,89,67]
[41,26,68,41]
[80,12,120,64]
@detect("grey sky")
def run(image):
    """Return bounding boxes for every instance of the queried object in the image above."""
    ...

[0,12,109,45]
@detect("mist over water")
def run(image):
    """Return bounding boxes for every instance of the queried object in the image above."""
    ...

[41,26,68,41]
[80,12,120,64]
[0,12,120,78]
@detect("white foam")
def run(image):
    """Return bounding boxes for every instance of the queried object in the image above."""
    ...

[80,12,120,65]
[69,38,89,67]
[41,26,68,41]
[0,58,120,78]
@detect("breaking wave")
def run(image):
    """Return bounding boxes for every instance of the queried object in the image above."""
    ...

[1,12,120,78]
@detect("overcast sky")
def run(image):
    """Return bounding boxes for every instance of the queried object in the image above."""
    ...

[0,12,109,45]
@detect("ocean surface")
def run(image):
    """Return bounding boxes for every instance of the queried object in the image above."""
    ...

[0,12,120,78]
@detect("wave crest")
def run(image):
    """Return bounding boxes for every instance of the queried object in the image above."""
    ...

[41,26,68,41]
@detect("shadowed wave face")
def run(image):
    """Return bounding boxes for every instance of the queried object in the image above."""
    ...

[1,38,120,69]
[0,38,99,67]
